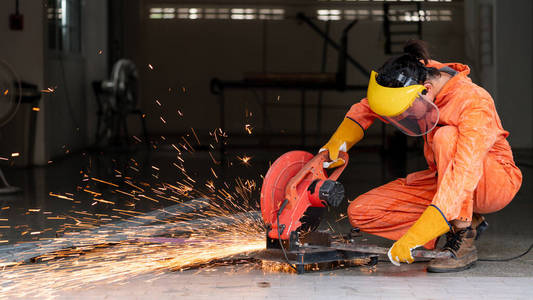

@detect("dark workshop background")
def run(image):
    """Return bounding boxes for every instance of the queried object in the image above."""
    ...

[0,0,530,167]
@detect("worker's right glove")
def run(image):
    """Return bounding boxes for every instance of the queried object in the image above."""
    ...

[388,205,451,266]
[319,117,363,168]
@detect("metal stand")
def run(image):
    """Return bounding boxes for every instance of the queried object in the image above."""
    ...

[0,168,21,194]
[211,13,368,157]
[92,80,148,147]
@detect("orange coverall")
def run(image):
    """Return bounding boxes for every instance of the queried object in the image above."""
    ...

[346,61,522,245]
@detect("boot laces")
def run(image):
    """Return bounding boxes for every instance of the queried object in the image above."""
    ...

[443,228,468,255]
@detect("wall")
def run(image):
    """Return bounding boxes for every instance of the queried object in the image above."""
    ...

[0,1,45,87]
[465,0,533,149]
[0,0,45,165]
[44,0,109,160]
[494,0,532,148]
[130,1,465,148]
[84,0,109,146]
[0,1,109,165]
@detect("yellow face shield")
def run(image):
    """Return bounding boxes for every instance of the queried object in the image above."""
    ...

[367,71,439,136]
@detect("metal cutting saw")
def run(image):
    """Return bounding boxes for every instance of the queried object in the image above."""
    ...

[257,150,449,274]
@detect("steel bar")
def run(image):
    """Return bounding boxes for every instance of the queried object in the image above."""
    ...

[296,13,370,77]
[332,243,452,259]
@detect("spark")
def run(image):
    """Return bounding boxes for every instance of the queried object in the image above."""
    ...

[124,180,145,192]
[208,152,219,165]
[205,180,215,191]
[148,64,154,70]
[11,152,20,157]
[160,116,166,124]
[41,87,56,94]
[177,110,183,117]
[32,107,40,111]
[155,99,161,106]
[83,189,102,197]
[244,124,253,135]
[210,167,218,179]
[237,155,252,166]
[139,194,159,203]
[91,177,119,187]
[49,193,74,201]
[181,136,195,153]
[117,189,138,198]
[191,127,201,145]
[3,89,8,95]
[97,50,103,55]
[0,119,271,298]
[93,198,115,205]
[47,216,67,220]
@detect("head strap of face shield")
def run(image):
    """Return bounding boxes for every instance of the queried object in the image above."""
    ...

[396,73,419,87]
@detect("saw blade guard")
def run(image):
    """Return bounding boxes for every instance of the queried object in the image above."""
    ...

[260,150,348,240]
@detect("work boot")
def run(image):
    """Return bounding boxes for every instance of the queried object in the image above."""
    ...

[472,213,489,240]
[427,227,478,273]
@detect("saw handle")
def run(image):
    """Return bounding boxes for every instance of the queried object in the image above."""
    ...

[318,151,349,181]
[287,151,348,195]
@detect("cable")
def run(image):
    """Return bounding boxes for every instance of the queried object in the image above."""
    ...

[479,242,533,262]
[276,200,298,272]
[374,242,533,264]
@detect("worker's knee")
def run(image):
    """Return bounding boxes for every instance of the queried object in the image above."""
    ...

[432,126,458,153]
[347,194,383,228]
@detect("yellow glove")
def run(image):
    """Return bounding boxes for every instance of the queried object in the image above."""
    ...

[388,205,451,266]
[320,118,363,168]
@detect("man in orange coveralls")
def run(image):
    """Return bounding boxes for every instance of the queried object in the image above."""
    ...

[320,40,522,272]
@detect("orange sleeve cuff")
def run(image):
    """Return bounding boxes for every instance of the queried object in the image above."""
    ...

[345,98,379,130]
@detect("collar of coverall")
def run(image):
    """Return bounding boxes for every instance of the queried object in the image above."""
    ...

[425,60,471,107]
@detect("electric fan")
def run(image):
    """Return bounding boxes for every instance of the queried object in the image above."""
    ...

[0,59,22,194]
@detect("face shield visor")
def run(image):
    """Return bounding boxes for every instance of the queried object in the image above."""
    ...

[367,71,439,136]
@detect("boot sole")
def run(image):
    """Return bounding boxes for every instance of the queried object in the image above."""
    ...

[426,261,476,273]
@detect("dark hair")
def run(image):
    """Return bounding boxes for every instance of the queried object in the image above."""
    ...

[376,40,440,87]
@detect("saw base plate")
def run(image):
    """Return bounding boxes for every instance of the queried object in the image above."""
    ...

[256,246,378,274]
[258,231,378,274]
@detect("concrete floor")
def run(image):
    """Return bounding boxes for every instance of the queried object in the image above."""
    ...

[0,145,532,298]
[53,268,533,299]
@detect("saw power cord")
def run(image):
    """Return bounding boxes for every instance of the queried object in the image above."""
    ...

[478,241,533,262]
[277,199,298,272]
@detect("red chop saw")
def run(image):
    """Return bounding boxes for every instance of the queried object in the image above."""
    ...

[258,150,450,273]
[260,150,348,249]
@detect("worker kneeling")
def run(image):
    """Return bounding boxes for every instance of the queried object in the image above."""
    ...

[320,40,522,272]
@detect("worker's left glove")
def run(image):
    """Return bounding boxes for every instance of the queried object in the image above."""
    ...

[320,118,363,169]
[388,205,451,266]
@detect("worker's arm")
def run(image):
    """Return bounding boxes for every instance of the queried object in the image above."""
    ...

[345,98,380,130]
[320,99,378,168]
